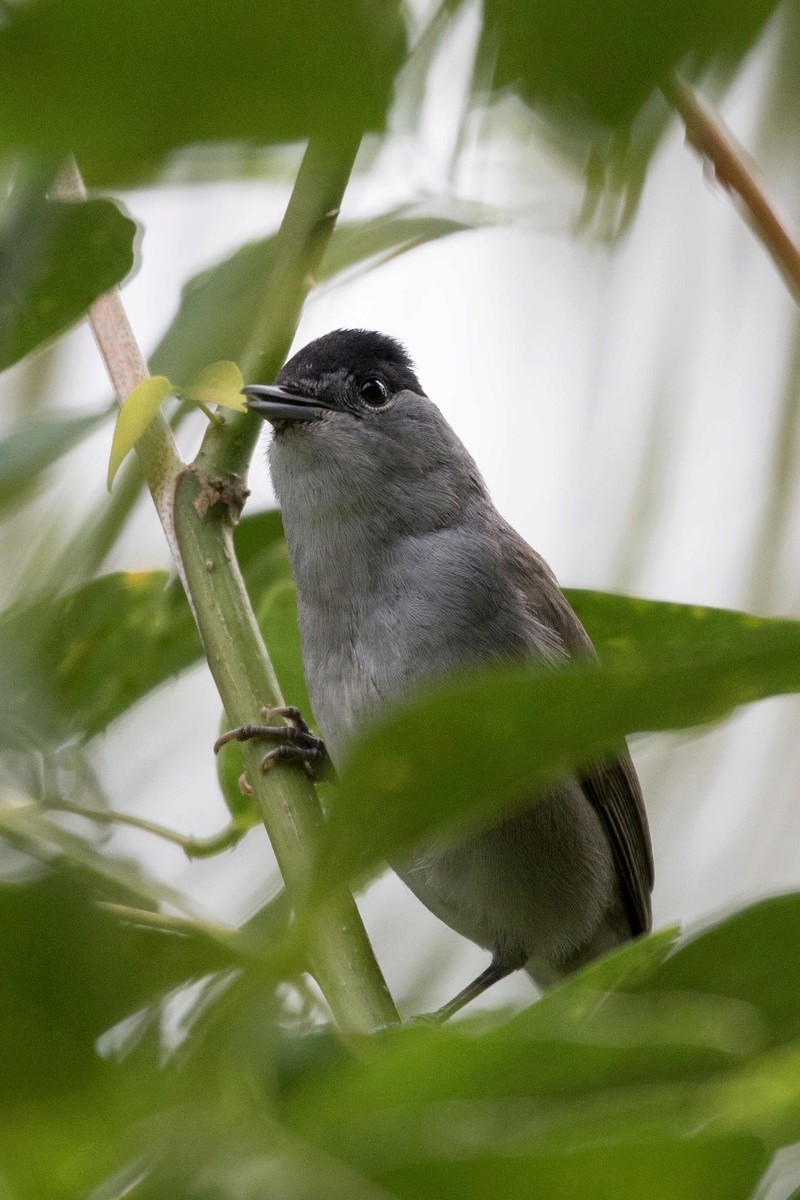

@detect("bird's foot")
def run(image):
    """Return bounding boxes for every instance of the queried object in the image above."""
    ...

[214,705,332,782]
[416,953,526,1023]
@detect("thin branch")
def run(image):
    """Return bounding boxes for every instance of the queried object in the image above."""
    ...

[97,901,296,972]
[49,801,256,858]
[195,132,363,482]
[665,73,800,301]
[66,143,398,1034]
[54,159,188,584]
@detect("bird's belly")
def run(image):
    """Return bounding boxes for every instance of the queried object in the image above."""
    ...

[300,610,417,766]
[394,781,618,969]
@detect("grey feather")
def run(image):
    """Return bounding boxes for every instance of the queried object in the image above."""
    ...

[260,329,654,990]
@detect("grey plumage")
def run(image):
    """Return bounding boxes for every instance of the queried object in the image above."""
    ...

[246,329,653,996]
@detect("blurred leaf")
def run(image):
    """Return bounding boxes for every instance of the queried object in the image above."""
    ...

[0,0,405,184]
[0,509,289,744]
[183,360,246,412]
[478,0,779,135]
[107,374,172,488]
[151,205,496,385]
[0,797,210,915]
[0,409,108,514]
[460,0,779,222]
[633,894,800,1047]
[0,866,237,1102]
[0,193,136,370]
[319,607,800,889]
[379,1136,768,1200]
[282,899,800,1195]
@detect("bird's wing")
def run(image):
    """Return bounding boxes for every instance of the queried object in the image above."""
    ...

[514,539,654,936]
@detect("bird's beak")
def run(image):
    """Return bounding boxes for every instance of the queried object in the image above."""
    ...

[241,384,331,423]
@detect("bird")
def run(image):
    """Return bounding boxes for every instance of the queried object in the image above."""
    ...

[227,328,653,1019]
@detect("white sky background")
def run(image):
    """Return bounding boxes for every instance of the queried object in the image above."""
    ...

[3,3,800,1017]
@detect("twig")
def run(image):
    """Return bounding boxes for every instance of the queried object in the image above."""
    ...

[54,158,189,587]
[97,901,297,972]
[64,142,398,1034]
[665,73,800,301]
[49,801,255,858]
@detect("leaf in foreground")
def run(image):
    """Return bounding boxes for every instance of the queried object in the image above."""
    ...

[0,193,136,370]
[0,409,109,514]
[317,609,800,890]
[0,0,405,183]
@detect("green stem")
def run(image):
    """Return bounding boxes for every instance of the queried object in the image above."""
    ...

[49,800,256,858]
[174,470,398,1031]
[194,132,362,482]
[65,141,398,1034]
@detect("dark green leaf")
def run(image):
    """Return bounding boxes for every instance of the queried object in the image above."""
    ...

[258,580,312,720]
[379,1136,768,1200]
[0,195,136,369]
[319,608,800,889]
[0,0,405,184]
[632,894,800,1047]
[0,867,236,1102]
[0,509,288,744]
[0,411,109,513]
[478,0,778,144]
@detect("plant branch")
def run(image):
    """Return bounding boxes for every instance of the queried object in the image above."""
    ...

[66,142,398,1034]
[195,132,362,483]
[49,801,256,858]
[665,74,800,301]
[55,159,189,582]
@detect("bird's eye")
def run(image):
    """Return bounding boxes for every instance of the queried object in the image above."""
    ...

[359,378,389,408]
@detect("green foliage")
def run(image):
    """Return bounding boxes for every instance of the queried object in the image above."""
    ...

[0,192,136,370]
[151,205,496,386]
[0,0,405,183]
[0,409,109,513]
[1,7,799,1192]
[319,603,800,889]
[0,510,289,745]
[3,861,800,1198]
[437,0,780,219]
[480,0,779,128]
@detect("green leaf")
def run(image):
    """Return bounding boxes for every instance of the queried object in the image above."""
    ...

[473,0,779,184]
[0,0,405,184]
[632,894,800,1047]
[0,194,136,370]
[0,865,238,1103]
[183,360,246,413]
[151,206,495,386]
[0,509,289,744]
[379,1136,768,1200]
[564,588,783,670]
[0,410,109,514]
[107,375,172,488]
[317,607,800,890]
[258,580,312,720]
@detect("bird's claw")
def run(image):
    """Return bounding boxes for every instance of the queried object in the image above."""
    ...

[214,706,331,782]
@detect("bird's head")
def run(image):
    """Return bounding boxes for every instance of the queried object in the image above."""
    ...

[244,329,486,532]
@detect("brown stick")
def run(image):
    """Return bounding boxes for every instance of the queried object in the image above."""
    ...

[665,73,800,301]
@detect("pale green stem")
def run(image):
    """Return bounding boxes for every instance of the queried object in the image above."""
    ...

[49,800,257,858]
[63,142,398,1034]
